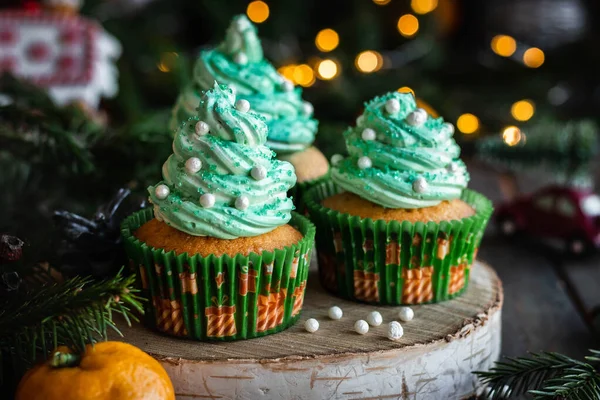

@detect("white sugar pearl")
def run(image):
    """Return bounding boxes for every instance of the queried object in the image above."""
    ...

[354,320,369,335]
[234,17,251,31]
[185,157,202,174]
[155,184,170,200]
[331,154,344,166]
[328,306,343,320]
[302,101,314,116]
[233,52,248,65]
[444,122,455,136]
[282,80,294,92]
[235,99,251,113]
[304,318,319,333]
[356,115,365,126]
[406,108,428,127]
[412,177,428,193]
[387,321,404,340]
[357,156,372,170]
[446,162,458,173]
[235,195,250,211]
[366,311,383,327]
[200,193,215,208]
[195,121,210,136]
[398,307,414,322]
[251,165,267,181]
[385,98,400,114]
[361,128,376,141]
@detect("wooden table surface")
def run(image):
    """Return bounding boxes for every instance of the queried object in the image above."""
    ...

[468,160,600,361]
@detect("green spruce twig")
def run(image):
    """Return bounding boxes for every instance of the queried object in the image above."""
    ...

[475,350,600,399]
[0,269,144,371]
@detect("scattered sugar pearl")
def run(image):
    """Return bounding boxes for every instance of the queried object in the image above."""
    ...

[328,306,343,320]
[200,193,215,208]
[444,122,455,136]
[412,176,428,193]
[361,128,376,141]
[354,320,369,335]
[195,121,210,136]
[398,307,414,322]
[251,165,267,181]
[302,101,313,116]
[235,195,250,211]
[233,52,248,65]
[331,154,344,166]
[235,99,251,113]
[366,311,383,327]
[282,80,294,92]
[304,318,319,333]
[185,157,202,174]
[406,108,428,127]
[446,162,459,173]
[387,321,404,340]
[385,98,400,114]
[357,156,372,170]
[155,184,170,200]
[356,115,365,126]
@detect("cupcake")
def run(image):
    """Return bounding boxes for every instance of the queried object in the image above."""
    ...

[122,83,315,340]
[304,92,492,305]
[170,15,329,209]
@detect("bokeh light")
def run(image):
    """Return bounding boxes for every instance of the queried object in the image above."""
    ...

[372,0,391,5]
[246,1,269,24]
[157,52,178,73]
[315,29,339,52]
[277,65,296,82]
[457,113,479,134]
[411,0,438,14]
[491,35,516,57]
[511,100,535,122]
[523,47,545,68]
[397,86,415,97]
[293,64,315,87]
[397,14,419,38]
[316,59,339,80]
[355,50,383,73]
[503,126,522,146]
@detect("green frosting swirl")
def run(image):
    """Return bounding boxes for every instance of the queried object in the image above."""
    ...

[331,92,469,209]
[170,15,317,154]
[150,83,296,239]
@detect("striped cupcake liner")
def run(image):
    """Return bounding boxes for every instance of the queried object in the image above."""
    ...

[304,182,493,305]
[121,209,316,341]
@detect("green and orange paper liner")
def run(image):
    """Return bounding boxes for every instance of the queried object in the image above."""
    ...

[304,182,493,305]
[122,209,315,341]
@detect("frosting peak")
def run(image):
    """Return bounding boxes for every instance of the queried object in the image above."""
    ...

[150,83,296,239]
[170,15,318,154]
[331,92,469,209]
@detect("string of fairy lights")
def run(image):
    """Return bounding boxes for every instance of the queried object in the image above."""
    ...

[157,0,551,148]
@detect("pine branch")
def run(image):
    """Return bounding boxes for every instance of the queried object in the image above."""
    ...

[0,269,144,370]
[475,351,600,399]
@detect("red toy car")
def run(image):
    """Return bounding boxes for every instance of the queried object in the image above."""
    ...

[495,185,600,254]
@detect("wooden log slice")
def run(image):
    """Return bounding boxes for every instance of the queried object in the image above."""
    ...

[116,261,503,400]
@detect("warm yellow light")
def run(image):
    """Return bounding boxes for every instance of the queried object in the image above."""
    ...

[457,113,479,134]
[397,86,415,97]
[315,29,339,52]
[416,98,439,118]
[316,59,339,80]
[511,100,535,122]
[503,126,522,146]
[523,47,545,68]
[246,1,269,24]
[372,0,391,5]
[157,63,169,72]
[293,64,315,87]
[397,14,419,38]
[355,50,382,73]
[491,35,516,57]
[277,65,297,82]
[411,0,438,14]
[157,52,178,72]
